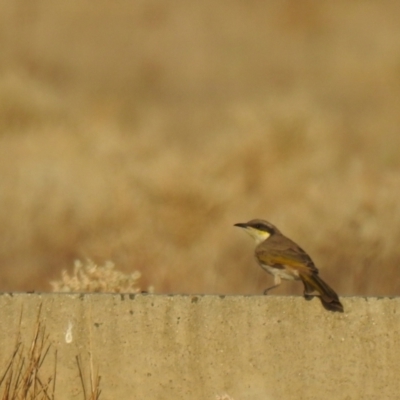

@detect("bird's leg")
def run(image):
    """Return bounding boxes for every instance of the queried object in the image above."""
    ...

[303,291,317,301]
[302,280,317,301]
[263,275,281,295]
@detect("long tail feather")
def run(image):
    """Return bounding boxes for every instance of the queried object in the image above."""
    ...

[300,273,344,313]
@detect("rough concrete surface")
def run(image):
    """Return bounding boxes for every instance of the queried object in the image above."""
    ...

[0,294,398,399]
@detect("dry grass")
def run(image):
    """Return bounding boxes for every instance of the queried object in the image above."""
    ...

[50,259,151,293]
[0,1,400,296]
[75,356,101,400]
[215,395,235,400]
[0,305,102,400]
[0,306,56,400]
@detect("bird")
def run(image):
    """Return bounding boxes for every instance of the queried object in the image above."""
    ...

[234,219,343,312]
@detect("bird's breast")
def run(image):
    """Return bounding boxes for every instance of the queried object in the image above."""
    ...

[258,262,300,281]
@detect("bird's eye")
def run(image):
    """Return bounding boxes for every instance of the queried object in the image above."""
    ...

[255,224,262,230]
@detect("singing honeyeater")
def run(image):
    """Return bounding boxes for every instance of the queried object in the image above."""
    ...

[234,219,343,312]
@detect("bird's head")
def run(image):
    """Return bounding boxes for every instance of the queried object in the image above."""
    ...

[234,219,280,245]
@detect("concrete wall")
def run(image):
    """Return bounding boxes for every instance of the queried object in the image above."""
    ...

[0,294,398,399]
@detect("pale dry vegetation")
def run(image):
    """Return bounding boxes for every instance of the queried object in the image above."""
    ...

[0,305,102,400]
[50,259,151,293]
[0,308,56,400]
[0,1,400,296]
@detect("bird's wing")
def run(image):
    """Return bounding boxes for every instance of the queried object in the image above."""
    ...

[255,235,318,274]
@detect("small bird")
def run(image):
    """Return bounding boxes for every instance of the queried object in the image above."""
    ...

[234,219,343,312]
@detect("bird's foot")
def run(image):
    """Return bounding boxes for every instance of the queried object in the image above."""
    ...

[304,292,317,301]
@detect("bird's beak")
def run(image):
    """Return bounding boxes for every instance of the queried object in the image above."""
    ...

[234,222,248,228]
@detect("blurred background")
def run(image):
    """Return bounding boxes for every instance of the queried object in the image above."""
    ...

[1,0,400,296]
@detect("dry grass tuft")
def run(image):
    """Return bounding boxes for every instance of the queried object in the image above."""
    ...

[76,355,101,400]
[0,305,56,400]
[50,260,151,294]
[215,394,236,400]
[0,304,103,400]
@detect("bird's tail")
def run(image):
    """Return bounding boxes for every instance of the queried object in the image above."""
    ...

[300,273,344,313]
